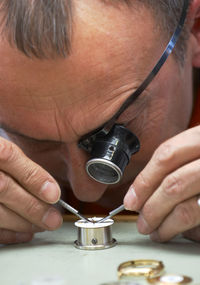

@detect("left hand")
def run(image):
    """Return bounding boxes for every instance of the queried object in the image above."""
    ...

[124,126,200,242]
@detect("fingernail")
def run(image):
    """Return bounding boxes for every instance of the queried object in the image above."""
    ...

[137,214,151,234]
[40,181,60,203]
[16,233,33,242]
[42,208,63,230]
[124,186,137,210]
[150,231,161,242]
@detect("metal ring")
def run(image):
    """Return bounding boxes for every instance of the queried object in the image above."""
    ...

[147,274,193,284]
[118,260,164,279]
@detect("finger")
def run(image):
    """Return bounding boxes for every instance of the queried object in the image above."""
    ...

[0,203,44,233]
[0,229,33,244]
[137,159,200,234]
[149,197,200,242]
[183,225,200,242]
[0,172,63,230]
[124,126,200,211]
[0,137,60,203]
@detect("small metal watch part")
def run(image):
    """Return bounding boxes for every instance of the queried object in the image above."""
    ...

[147,274,193,285]
[118,260,164,279]
[74,217,117,250]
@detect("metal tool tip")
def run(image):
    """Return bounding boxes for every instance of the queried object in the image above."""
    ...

[81,216,92,223]
[98,216,110,223]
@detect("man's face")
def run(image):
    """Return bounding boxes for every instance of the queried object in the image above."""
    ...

[0,0,194,203]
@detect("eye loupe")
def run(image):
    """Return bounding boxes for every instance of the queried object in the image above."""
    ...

[81,124,140,184]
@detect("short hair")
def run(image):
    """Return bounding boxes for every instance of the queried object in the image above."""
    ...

[0,0,192,62]
[0,0,72,58]
[135,0,192,64]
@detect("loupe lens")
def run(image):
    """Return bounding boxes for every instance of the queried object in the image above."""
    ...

[86,159,122,184]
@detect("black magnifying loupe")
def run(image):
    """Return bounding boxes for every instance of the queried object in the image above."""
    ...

[79,124,140,184]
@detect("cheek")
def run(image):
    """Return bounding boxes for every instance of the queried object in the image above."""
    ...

[153,58,193,134]
[120,60,193,183]
[127,76,192,170]
[140,62,193,144]
[157,80,192,137]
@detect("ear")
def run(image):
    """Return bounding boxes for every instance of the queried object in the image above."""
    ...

[189,0,200,67]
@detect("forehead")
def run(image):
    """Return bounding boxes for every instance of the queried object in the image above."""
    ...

[0,1,162,141]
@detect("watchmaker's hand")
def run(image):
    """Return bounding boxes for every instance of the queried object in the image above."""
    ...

[0,137,62,244]
[124,126,200,242]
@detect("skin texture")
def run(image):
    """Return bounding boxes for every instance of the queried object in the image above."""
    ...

[0,0,199,244]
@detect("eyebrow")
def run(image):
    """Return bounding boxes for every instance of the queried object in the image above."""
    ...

[0,123,62,144]
[0,89,144,144]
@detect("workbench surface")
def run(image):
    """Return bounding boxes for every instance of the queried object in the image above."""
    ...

[0,218,199,285]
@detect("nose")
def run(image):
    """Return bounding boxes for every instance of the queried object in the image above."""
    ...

[63,143,108,202]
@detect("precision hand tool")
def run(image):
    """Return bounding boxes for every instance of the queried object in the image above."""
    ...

[58,199,91,223]
[98,204,125,223]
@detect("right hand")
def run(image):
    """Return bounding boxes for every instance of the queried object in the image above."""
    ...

[0,137,62,244]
